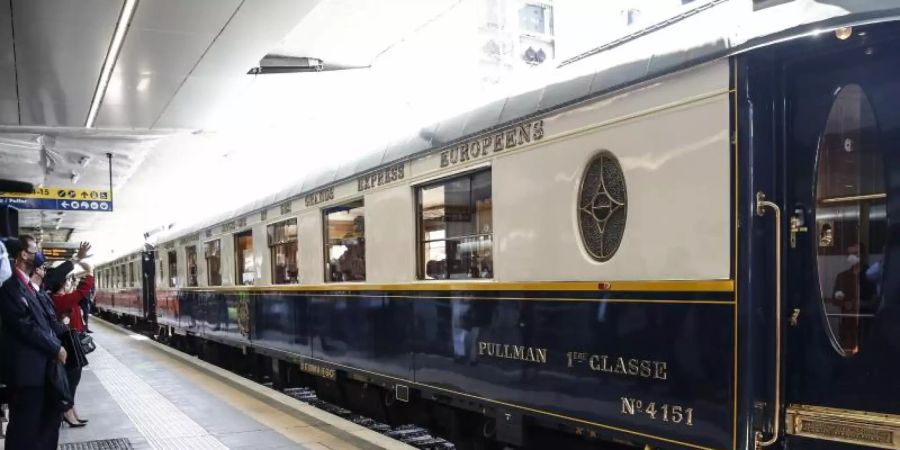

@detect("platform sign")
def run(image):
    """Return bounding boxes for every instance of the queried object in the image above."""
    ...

[0,187,113,212]
[42,246,77,261]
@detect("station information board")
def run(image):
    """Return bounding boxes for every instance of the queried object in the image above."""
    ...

[42,246,77,261]
[0,187,113,212]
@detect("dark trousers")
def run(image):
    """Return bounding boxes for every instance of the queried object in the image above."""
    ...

[81,302,90,329]
[67,366,82,405]
[5,386,60,450]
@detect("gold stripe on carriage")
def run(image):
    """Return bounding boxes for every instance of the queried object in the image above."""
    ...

[178,279,735,293]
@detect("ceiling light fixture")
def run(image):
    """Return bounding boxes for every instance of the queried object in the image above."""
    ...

[71,171,80,184]
[85,0,139,128]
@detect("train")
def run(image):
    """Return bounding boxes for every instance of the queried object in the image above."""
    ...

[94,3,900,450]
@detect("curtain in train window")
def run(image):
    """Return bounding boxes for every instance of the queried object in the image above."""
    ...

[186,246,198,287]
[167,250,177,287]
[324,200,365,282]
[418,170,493,280]
[205,240,222,286]
[234,230,254,285]
[815,84,886,357]
[267,218,298,284]
[127,263,134,288]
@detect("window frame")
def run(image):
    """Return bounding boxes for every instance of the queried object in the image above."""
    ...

[185,245,198,287]
[167,250,177,288]
[204,239,222,287]
[233,229,254,286]
[323,198,366,283]
[415,168,494,281]
[813,83,885,358]
[267,218,299,285]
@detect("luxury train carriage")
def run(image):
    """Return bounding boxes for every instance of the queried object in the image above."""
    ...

[95,4,900,450]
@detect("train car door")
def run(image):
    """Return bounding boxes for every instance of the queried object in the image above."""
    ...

[778,26,900,450]
[142,249,157,322]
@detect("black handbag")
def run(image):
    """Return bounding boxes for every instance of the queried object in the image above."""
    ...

[62,331,88,370]
[46,360,73,414]
[79,332,96,355]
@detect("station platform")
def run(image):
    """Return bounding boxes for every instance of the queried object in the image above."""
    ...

[1,319,412,450]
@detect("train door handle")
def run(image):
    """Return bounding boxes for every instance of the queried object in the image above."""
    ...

[755,191,783,450]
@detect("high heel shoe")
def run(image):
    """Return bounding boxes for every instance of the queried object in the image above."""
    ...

[77,418,89,424]
[63,416,87,428]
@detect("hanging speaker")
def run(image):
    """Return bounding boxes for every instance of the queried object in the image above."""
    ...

[0,205,19,238]
[0,179,34,194]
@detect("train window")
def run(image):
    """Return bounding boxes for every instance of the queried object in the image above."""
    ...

[186,246,198,287]
[268,218,298,284]
[234,230,254,285]
[324,199,366,282]
[418,170,493,280]
[167,250,177,287]
[205,240,222,286]
[815,84,886,357]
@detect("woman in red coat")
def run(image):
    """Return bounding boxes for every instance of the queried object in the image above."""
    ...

[48,242,94,427]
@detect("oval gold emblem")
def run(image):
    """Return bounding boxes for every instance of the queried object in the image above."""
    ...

[578,151,627,262]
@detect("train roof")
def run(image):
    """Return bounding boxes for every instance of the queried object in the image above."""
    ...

[154,1,900,246]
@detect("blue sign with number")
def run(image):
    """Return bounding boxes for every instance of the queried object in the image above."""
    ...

[0,197,113,212]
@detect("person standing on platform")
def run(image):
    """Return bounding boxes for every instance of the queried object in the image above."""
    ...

[0,235,66,450]
[35,252,88,428]
[48,241,93,427]
[49,241,94,427]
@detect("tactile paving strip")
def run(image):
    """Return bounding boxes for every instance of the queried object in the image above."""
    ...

[58,438,134,449]
[89,345,228,450]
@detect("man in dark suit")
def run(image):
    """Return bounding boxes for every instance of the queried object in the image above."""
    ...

[0,235,66,449]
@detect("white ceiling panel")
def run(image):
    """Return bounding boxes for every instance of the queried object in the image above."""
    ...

[94,75,184,128]
[12,0,122,127]
[94,0,243,129]
[154,0,322,129]
[94,28,220,128]
[152,75,254,129]
[129,0,241,34]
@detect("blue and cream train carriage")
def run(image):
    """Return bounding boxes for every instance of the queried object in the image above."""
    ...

[95,3,900,449]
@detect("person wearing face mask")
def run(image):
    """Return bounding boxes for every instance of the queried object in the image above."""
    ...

[0,235,66,450]
[832,243,876,352]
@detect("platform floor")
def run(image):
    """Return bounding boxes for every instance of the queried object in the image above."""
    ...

[1,319,411,450]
